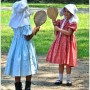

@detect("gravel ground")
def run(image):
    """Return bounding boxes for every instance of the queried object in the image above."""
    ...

[1,54,89,90]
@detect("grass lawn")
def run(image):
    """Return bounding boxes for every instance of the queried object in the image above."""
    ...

[1,10,89,59]
[1,2,89,8]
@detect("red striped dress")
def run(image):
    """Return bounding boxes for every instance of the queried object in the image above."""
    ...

[46,19,77,67]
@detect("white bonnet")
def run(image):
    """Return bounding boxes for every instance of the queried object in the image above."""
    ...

[60,4,79,23]
[60,4,78,16]
[12,0,28,13]
[9,0,31,28]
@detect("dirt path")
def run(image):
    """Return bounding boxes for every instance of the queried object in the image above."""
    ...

[1,54,89,90]
[1,7,89,13]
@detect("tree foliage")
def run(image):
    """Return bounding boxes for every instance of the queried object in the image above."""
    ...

[28,0,89,4]
[2,0,89,4]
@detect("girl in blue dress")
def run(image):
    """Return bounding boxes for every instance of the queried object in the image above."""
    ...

[4,0,40,90]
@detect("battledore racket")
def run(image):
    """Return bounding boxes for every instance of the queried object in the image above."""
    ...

[34,10,47,27]
[47,7,58,21]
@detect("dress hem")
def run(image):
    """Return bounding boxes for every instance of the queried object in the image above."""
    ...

[46,61,77,67]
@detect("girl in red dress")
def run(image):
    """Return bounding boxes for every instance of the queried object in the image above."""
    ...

[46,4,79,86]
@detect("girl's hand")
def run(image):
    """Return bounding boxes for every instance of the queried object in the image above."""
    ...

[24,26,40,41]
[33,26,40,35]
[52,20,57,26]
[35,26,40,31]
[54,26,60,32]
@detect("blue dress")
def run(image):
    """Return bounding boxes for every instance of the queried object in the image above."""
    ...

[4,25,38,76]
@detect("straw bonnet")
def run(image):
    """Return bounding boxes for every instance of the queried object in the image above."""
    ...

[60,4,79,23]
[9,0,31,28]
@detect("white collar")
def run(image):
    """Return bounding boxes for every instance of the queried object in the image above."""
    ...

[69,15,79,23]
[64,15,79,24]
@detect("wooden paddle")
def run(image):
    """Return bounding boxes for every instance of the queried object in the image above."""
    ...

[34,10,47,27]
[47,7,58,21]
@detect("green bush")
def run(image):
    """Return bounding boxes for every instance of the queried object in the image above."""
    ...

[3,0,89,4]
[67,0,89,4]
[29,0,89,4]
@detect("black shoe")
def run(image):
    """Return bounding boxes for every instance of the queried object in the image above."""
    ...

[66,81,72,86]
[25,81,31,90]
[15,82,22,90]
[54,80,62,85]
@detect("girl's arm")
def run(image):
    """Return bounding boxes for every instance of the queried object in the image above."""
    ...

[24,26,40,41]
[52,20,60,36]
[54,26,73,36]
